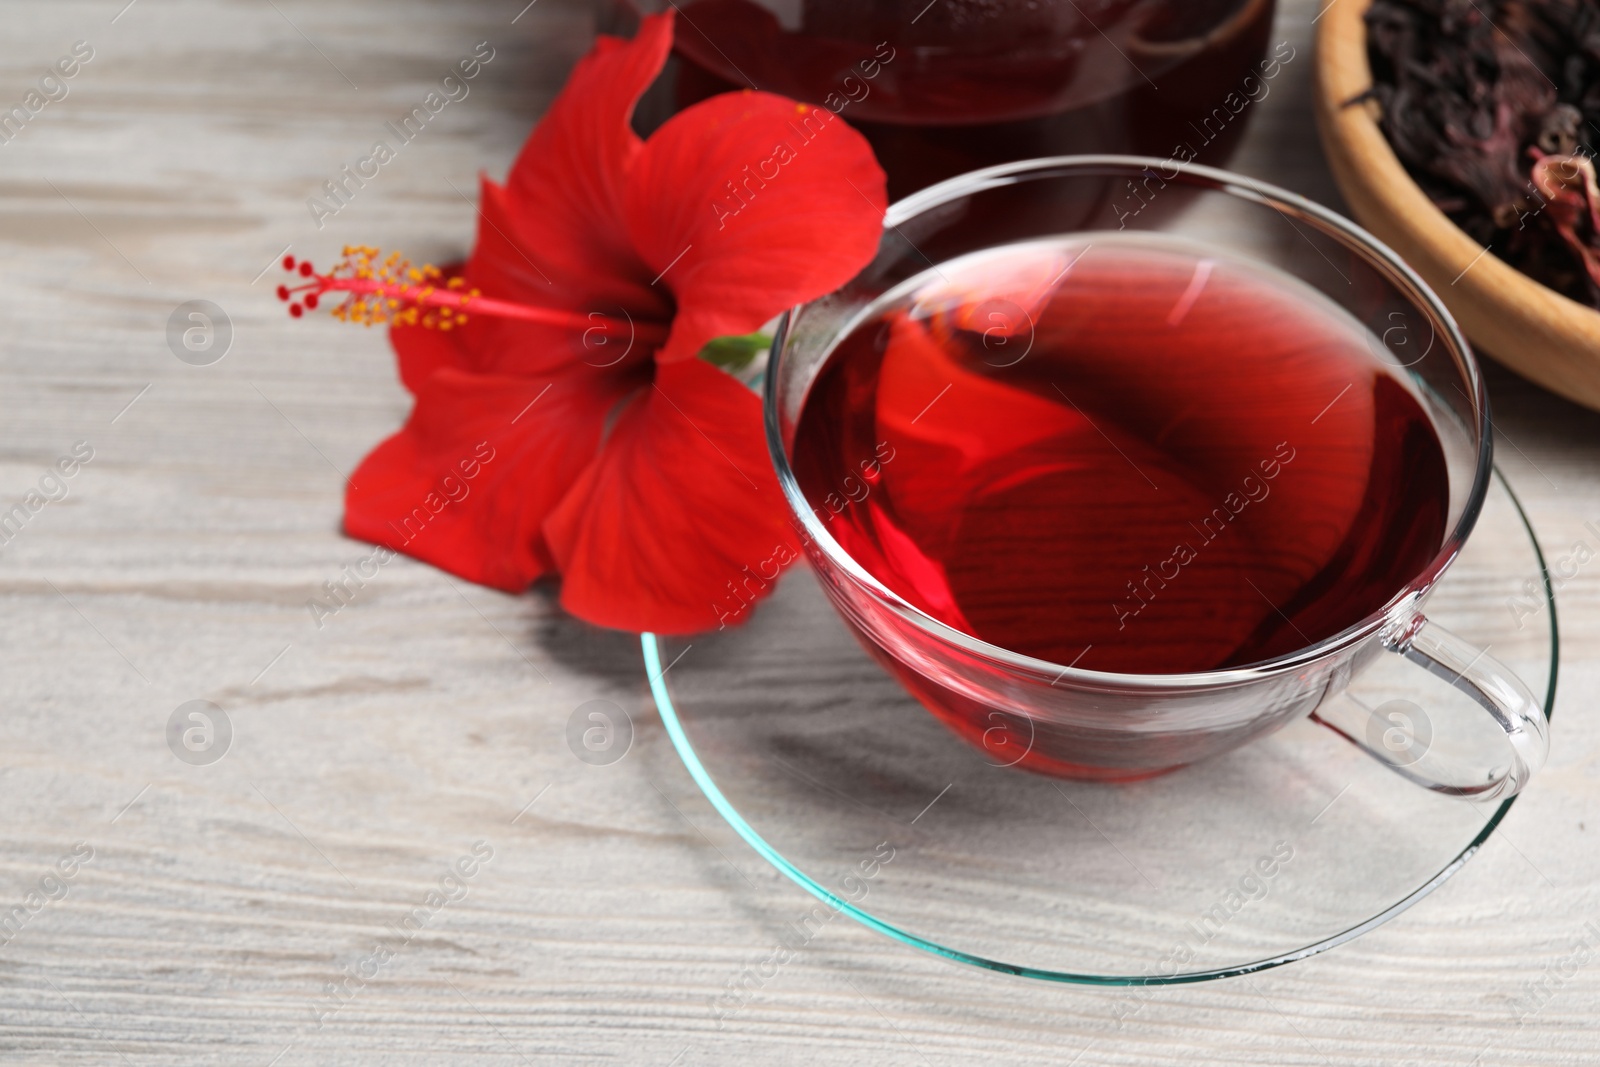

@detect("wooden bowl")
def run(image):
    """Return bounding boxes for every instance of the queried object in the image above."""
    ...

[1314,0,1600,410]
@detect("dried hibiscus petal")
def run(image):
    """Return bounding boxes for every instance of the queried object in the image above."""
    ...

[1364,0,1600,307]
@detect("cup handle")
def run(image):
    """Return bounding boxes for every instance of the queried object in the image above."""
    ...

[1311,614,1549,801]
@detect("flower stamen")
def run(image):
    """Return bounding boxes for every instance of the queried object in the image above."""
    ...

[279,247,662,345]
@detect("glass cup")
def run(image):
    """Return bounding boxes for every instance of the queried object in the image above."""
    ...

[765,156,1549,800]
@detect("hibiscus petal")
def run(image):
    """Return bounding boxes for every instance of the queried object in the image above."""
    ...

[485,13,675,316]
[460,178,665,379]
[624,92,887,363]
[345,365,637,592]
[390,320,465,396]
[542,358,799,633]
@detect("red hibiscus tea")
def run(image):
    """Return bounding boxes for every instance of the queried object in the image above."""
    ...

[790,236,1451,675]
[607,0,1283,197]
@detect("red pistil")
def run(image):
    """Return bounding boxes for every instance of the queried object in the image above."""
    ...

[278,245,662,344]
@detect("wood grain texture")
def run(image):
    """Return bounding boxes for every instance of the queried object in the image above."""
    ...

[0,0,1597,1064]
[1315,0,1600,411]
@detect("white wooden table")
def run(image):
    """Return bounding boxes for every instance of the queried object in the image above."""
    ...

[2,0,1598,1063]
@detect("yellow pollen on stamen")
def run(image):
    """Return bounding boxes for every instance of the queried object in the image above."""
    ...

[286,245,651,347]
[299,245,479,332]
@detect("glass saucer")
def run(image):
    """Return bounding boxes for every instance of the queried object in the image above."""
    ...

[642,468,1556,984]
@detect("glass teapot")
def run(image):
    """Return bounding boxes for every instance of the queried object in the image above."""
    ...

[600,0,1281,196]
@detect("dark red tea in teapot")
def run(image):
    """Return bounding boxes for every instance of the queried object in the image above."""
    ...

[607,0,1284,196]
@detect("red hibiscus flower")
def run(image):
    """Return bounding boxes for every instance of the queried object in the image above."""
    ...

[280,12,886,633]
